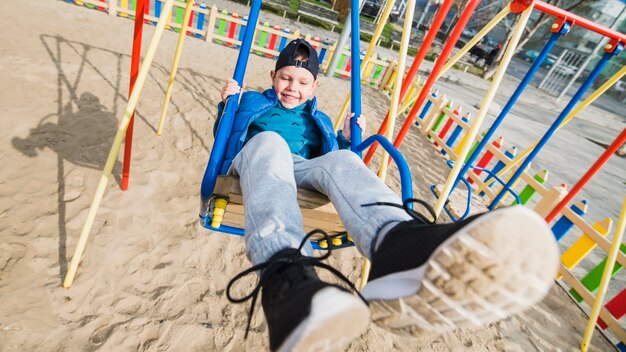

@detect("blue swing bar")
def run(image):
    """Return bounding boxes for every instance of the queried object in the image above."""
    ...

[445,23,571,215]
[488,43,622,209]
[349,0,362,154]
[433,160,522,222]
[354,135,413,202]
[200,0,262,217]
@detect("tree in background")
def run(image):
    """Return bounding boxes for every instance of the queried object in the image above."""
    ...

[334,0,351,21]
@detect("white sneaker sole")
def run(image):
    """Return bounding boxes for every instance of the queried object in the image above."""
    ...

[362,206,559,336]
[277,287,371,352]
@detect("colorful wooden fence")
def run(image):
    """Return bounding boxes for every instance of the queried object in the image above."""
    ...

[388,77,626,348]
[64,0,397,88]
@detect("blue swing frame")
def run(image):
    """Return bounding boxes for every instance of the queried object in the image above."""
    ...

[430,19,623,222]
[199,0,415,250]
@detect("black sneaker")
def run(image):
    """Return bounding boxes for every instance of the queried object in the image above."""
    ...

[361,202,558,336]
[227,230,370,351]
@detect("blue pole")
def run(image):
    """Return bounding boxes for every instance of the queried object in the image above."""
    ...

[279,28,289,51]
[155,0,161,18]
[415,90,436,126]
[349,0,362,154]
[196,2,206,38]
[238,16,248,44]
[445,114,468,152]
[451,26,570,195]
[489,47,620,209]
[319,38,329,65]
[200,0,262,215]
[552,200,587,241]
[418,100,432,119]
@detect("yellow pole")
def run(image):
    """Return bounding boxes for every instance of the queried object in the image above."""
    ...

[377,0,417,181]
[157,0,195,136]
[581,195,626,352]
[358,258,371,290]
[63,0,177,289]
[333,0,397,131]
[397,79,423,114]
[433,4,533,219]
[476,64,626,194]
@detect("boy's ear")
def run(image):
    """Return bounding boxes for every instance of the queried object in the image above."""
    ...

[270,70,276,80]
[313,80,320,89]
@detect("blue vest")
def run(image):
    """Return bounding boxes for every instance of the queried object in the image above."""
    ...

[214,88,349,174]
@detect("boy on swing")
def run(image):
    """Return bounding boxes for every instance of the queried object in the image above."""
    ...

[216,38,559,351]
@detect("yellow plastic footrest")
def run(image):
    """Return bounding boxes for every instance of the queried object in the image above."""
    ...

[211,198,229,228]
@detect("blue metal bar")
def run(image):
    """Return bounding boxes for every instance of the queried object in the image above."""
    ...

[311,237,355,250]
[450,25,570,196]
[430,179,472,222]
[201,221,245,236]
[489,46,620,209]
[354,135,413,204]
[200,215,355,250]
[480,145,516,196]
[199,0,262,216]
[349,0,362,154]
[433,160,521,221]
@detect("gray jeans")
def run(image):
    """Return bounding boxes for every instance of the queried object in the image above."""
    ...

[230,131,411,265]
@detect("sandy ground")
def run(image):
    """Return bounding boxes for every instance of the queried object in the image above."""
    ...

[0,0,620,351]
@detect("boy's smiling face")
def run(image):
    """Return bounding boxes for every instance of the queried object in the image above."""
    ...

[270,65,319,109]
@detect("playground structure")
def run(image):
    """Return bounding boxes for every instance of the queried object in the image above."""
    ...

[61,0,626,350]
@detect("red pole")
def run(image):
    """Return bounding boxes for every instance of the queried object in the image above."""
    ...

[598,288,626,329]
[227,13,238,47]
[435,104,460,147]
[98,0,106,11]
[187,3,194,35]
[535,1,626,43]
[343,57,352,79]
[144,0,151,23]
[384,0,480,166]
[545,128,626,223]
[121,0,146,191]
[267,24,280,58]
[311,35,320,50]
[363,0,454,165]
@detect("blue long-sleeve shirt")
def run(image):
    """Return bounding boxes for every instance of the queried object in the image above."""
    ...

[214,88,350,174]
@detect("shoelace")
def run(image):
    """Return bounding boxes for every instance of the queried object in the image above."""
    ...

[225,229,367,338]
[362,198,437,225]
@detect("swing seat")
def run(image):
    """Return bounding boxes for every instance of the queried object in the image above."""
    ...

[209,175,351,248]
